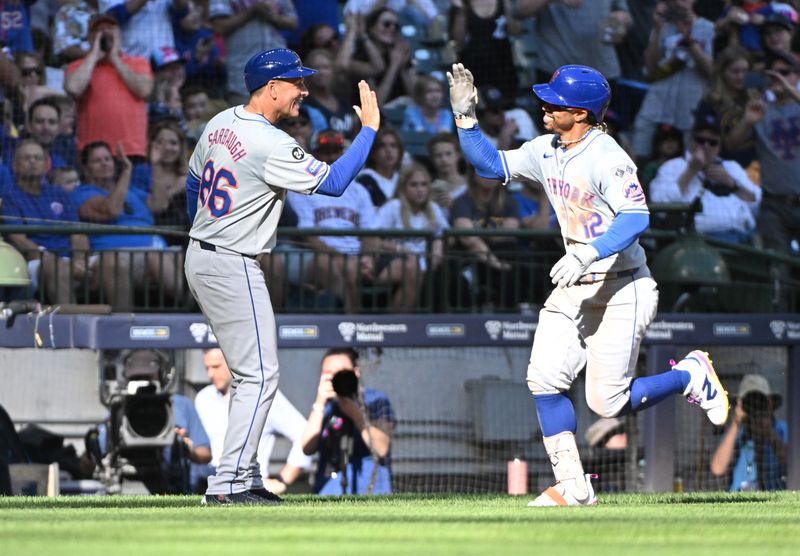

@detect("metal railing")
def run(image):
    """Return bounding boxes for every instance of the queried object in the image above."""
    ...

[2,223,800,313]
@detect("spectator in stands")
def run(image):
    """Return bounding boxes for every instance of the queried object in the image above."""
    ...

[209,0,298,104]
[726,51,800,255]
[402,74,453,135]
[632,0,714,160]
[710,373,787,491]
[194,348,312,495]
[303,48,358,139]
[639,123,684,190]
[513,179,550,232]
[64,13,153,160]
[759,8,798,57]
[427,132,467,214]
[714,1,797,54]
[132,119,190,246]
[22,97,70,168]
[696,47,759,169]
[450,0,523,99]
[100,0,177,59]
[49,94,78,168]
[11,51,62,118]
[450,169,521,308]
[356,127,404,207]
[649,112,761,245]
[0,0,34,55]
[517,0,631,112]
[476,85,529,150]
[344,0,439,27]
[172,0,227,98]
[335,8,416,105]
[52,0,97,65]
[374,163,444,308]
[301,348,395,496]
[289,129,408,312]
[148,47,186,125]
[296,22,341,59]
[50,165,80,193]
[1,138,89,303]
[73,140,181,310]
[181,84,216,147]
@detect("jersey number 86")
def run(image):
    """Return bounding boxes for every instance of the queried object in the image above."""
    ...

[199,160,238,219]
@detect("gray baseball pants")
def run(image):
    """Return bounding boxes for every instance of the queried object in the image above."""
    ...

[185,240,279,494]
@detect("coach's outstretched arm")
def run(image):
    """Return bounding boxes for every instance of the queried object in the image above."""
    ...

[316,80,381,197]
[447,63,507,182]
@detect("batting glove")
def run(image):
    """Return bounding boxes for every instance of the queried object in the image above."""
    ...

[447,63,478,119]
[549,244,600,288]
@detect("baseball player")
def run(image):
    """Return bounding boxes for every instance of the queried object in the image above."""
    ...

[184,48,380,505]
[447,63,729,506]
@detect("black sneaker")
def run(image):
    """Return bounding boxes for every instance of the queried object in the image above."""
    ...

[201,491,273,506]
[249,487,283,504]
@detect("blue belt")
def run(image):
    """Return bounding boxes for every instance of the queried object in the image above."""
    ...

[194,239,257,260]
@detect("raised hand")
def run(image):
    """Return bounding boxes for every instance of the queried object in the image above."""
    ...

[353,80,380,131]
[447,63,478,118]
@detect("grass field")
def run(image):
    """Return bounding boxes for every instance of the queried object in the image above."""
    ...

[1,492,799,556]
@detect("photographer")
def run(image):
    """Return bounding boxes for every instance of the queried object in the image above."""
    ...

[649,111,761,244]
[84,349,212,494]
[63,13,153,160]
[301,348,395,495]
[710,374,787,491]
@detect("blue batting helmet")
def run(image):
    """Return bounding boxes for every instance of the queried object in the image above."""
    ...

[532,65,611,122]
[244,48,317,93]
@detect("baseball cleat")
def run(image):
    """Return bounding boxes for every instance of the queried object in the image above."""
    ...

[201,491,275,506]
[249,487,283,504]
[527,474,598,507]
[674,350,729,426]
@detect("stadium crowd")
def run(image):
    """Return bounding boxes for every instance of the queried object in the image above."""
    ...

[1,0,800,311]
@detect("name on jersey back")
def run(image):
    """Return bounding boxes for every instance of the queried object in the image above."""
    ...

[208,128,247,162]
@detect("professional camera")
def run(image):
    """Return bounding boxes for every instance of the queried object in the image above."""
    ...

[741,391,770,419]
[332,370,359,398]
[91,349,178,494]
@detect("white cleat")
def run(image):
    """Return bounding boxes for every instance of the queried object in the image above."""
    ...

[527,474,598,507]
[674,350,729,426]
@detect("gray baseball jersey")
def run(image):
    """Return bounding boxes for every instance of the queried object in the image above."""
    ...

[188,105,330,256]
[502,130,658,418]
[501,129,649,273]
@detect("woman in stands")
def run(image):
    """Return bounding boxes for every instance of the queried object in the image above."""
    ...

[73,141,181,310]
[303,49,358,139]
[426,132,467,214]
[356,127,405,208]
[402,75,453,135]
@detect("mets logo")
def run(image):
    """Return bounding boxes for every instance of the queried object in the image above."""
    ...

[623,181,646,203]
[291,147,305,160]
[305,159,324,176]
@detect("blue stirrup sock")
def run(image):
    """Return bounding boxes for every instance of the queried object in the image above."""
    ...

[533,393,577,437]
[618,370,691,415]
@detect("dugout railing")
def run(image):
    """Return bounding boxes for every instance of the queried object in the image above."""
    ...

[2,224,800,314]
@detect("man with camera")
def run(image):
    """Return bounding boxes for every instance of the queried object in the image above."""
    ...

[63,13,153,161]
[649,111,761,244]
[710,374,787,491]
[84,349,212,494]
[301,348,395,495]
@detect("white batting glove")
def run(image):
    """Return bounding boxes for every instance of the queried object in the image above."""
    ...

[549,244,599,288]
[446,63,478,119]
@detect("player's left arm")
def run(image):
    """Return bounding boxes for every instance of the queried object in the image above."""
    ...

[588,158,650,260]
[550,156,649,288]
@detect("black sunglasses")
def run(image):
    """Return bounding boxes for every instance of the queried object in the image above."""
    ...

[21,67,42,76]
[772,68,796,76]
[693,136,720,147]
[380,20,399,29]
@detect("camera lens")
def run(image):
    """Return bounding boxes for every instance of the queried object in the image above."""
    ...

[331,370,358,398]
